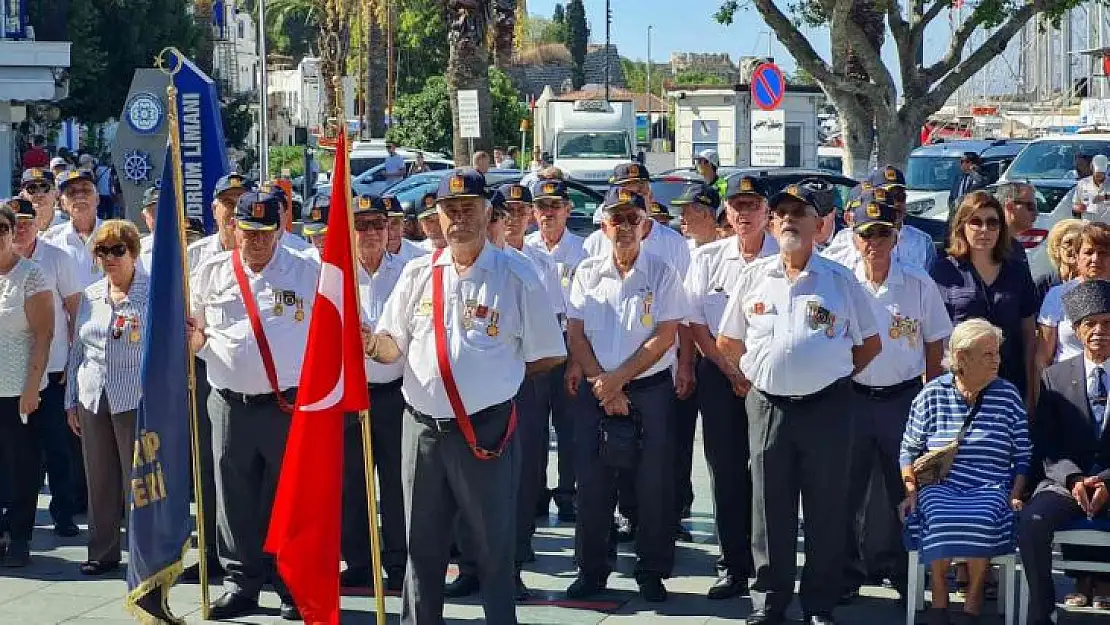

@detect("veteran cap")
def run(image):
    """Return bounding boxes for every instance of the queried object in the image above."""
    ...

[852,189,899,232]
[21,168,54,189]
[354,194,388,215]
[489,190,508,219]
[867,165,906,190]
[382,195,404,217]
[5,197,35,220]
[1064,279,1110,326]
[417,192,439,219]
[55,168,95,193]
[610,162,651,185]
[724,175,766,200]
[601,186,648,212]
[531,179,568,201]
[769,182,825,214]
[498,183,533,204]
[672,182,722,217]
[437,168,486,200]
[234,191,282,231]
[303,193,331,236]
[214,173,254,198]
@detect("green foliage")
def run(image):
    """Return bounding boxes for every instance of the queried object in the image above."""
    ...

[396,0,449,95]
[674,70,727,85]
[565,0,588,88]
[621,58,647,93]
[789,67,817,86]
[522,15,568,45]
[553,3,565,25]
[387,68,526,158]
[267,146,334,179]
[220,92,255,150]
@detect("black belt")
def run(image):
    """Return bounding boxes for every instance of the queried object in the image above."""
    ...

[408,399,512,433]
[852,378,923,400]
[762,377,848,404]
[626,369,672,391]
[48,371,65,385]
[369,378,403,391]
[217,387,297,406]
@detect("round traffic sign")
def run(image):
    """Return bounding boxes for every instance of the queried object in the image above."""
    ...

[751,63,786,111]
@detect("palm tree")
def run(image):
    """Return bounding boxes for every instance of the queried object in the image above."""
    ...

[444,0,501,160]
[491,0,517,69]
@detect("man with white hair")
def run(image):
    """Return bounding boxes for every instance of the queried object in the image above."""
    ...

[1074,154,1110,222]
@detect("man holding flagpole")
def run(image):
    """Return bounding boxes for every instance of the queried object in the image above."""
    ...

[366,168,567,624]
[188,189,320,621]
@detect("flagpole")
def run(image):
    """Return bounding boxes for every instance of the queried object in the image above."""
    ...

[161,47,211,620]
[334,77,388,625]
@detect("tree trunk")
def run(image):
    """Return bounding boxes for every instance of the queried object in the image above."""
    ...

[837,96,875,178]
[447,1,493,161]
[875,110,923,171]
[491,0,516,69]
[367,18,387,137]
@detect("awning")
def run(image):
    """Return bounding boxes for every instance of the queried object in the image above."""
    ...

[0,67,57,101]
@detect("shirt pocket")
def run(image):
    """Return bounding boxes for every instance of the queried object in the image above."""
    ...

[205,294,245,330]
[945,286,979,315]
[741,294,778,339]
[702,290,729,331]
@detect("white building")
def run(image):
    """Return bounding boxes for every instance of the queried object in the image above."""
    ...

[211,0,260,96]
[268,57,356,146]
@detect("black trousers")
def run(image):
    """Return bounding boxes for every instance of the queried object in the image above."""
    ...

[843,382,918,589]
[698,358,753,578]
[0,396,41,544]
[34,373,78,524]
[673,381,699,519]
[341,382,407,578]
[747,382,854,617]
[574,371,676,580]
[541,360,576,507]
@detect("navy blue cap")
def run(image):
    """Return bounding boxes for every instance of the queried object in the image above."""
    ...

[56,169,95,193]
[649,201,671,218]
[531,179,567,200]
[21,168,54,188]
[417,192,438,219]
[845,184,867,212]
[234,191,283,231]
[382,195,404,217]
[4,197,35,219]
[214,173,254,198]
[852,189,898,231]
[257,181,288,202]
[437,168,486,200]
[769,182,823,214]
[867,165,906,189]
[724,175,766,199]
[601,187,648,212]
[672,182,721,215]
[499,183,533,204]
[610,162,650,184]
[489,190,508,218]
[303,194,330,236]
[354,194,388,215]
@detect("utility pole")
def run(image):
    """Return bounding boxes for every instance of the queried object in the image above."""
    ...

[258,0,269,179]
[605,0,611,101]
[646,25,652,149]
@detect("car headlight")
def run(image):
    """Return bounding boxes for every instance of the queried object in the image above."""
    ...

[906,198,933,215]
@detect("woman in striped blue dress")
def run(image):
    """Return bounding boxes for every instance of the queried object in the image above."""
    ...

[899,319,1031,624]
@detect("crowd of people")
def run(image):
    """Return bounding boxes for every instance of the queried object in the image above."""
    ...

[0,151,1109,625]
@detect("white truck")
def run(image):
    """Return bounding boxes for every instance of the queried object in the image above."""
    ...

[533,88,636,187]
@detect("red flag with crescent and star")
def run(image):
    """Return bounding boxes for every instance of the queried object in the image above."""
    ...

[265,129,368,624]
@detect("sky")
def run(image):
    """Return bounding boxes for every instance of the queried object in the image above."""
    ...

[525,0,976,88]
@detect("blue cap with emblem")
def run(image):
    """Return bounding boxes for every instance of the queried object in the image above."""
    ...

[5,197,36,219]
[499,183,533,204]
[382,195,404,217]
[214,173,255,198]
[437,168,486,200]
[531,179,567,200]
[303,193,330,236]
[21,168,54,188]
[601,186,648,212]
[610,162,651,184]
[852,188,898,232]
[867,165,906,189]
[489,189,508,219]
[417,192,438,219]
[769,182,824,214]
[672,182,721,215]
[55,168,95,193]
[724,175,766,200]
[234,191,283,231]
[353,194,388,215]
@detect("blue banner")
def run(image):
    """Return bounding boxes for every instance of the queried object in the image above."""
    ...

[124,151,193,625]
[170,53,228,235]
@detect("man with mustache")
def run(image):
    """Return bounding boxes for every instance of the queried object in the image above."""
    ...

[716,183,882,625]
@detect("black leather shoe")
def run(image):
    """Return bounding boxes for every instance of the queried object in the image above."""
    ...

[53,519,79,537]
[340,566,372,588]
[566,575,607,599]
[1,541,30,568]
[280,600,302,621]
[637,575,667,602]
[443,573,480,598]
[707,573,747,600]
[385,571,404,592]
[806,614,837,625]
[515,574,530,601]
[208,592,258,620]
[556,503,576,523]
[181,559,224,582]
[78,559,120,575]
[746,609,786,625]
[838,585,860,605]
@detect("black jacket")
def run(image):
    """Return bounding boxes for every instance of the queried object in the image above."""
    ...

[1035,355,1110,491]
[950,168,988,208]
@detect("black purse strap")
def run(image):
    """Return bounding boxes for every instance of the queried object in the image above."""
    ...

[954,380,992,444]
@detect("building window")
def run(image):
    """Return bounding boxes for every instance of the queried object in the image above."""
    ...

[238,20,245,40]
[785,124,802,167]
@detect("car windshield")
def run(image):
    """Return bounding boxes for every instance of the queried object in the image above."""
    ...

[1007,140,1110,180]
[350,156,385,176]
[556,132,629,159]
[906,155,962,191]
[1030,184,1075,213]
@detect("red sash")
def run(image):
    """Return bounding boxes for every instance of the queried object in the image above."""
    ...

[431,249,517,460]
[231,251,293,414]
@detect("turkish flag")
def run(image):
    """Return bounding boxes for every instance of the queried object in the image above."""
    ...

[265,129,368,624]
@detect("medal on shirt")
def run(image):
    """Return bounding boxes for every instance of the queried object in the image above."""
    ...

[294,298,305,323]
[462,299,477,330]
[273,291,285,316]
[487,310,500,337]
[129,315,141,343]
[806,301,836,337]
[560,264,573,289]
[640,292,654,328]
[111,314,126,340]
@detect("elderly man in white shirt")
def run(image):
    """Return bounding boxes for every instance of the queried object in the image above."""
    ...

[1075,154,1110,222]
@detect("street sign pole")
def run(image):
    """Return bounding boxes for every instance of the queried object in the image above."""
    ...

[457,89,481,163]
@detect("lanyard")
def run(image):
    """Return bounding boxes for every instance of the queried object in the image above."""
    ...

[231,251,293,414]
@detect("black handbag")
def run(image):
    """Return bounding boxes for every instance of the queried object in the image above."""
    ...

[598,408,643,470]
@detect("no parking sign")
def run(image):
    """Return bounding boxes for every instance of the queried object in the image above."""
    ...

[750,63,786,111]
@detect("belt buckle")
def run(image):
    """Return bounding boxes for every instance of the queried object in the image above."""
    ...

[432,418,452,433]
[472,445,501,460]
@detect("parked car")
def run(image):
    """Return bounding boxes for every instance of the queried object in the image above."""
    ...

[351,158,454,196]
[904,138,1029,222]
[999,134,1110,184]
[347,139,450,176]
[817,146,844,173]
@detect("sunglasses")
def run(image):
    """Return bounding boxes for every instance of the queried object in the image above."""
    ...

[607,213,643,228]
[23,183,50,194]
[967,217,1001,230]
[771,206,811,220]
[354,219,388,231]
[94,244,128,258]
[858,225,895,240]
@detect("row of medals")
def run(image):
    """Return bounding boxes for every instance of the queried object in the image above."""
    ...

[274,293,306,322]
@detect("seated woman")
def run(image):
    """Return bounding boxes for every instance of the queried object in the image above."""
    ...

[1020,279,1110,624]
[900,318,1031,625]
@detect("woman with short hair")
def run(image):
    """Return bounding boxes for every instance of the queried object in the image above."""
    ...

[65,219,148,575]
[900,319,1032,624]
[1038,222,1110,366]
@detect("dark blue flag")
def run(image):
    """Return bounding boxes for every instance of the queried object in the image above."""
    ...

[124,150,193,625]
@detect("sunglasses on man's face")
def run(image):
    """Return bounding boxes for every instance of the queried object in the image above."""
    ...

[607,212,643,228]
[94,244,128,258]
[967,216,1001,230]
[858,225,895,240]
[354,218,388,232]
[23,183,50,194]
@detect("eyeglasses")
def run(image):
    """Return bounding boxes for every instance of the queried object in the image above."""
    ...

[23,183,50,194]
[858,225,895,240]
[94,244,128,258]
[607,213,643,228]
[354,219,388,231]
[771,206,811,220]
[967,216,1001,230]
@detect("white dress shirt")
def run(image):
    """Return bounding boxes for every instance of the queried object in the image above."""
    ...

[568,250,688,379]
[187,233,227,270]
[584,221,691,275]
[685,233,778,337]
[822,224,936,271]
[395,238,428,263]
[190,246,321,394]
[359,253,408,384]
[44,219,103,289]
[851,261,953,387]
[0,258,50,397]
[29,237,81,373]
[525,228,588,306]
[138,233,154,275]
[282,231,314,256]
[717,252,879,396]
[65,273,150,413]
[507,243,566,318]
[376,242,566,419]
[1039,278,1083,364]
[1074,176,1110,222]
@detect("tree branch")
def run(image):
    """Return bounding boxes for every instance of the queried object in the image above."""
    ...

[911,0,948,42]
[841,17,898,106]
[923,4,990,84]
[887,0,910,44]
